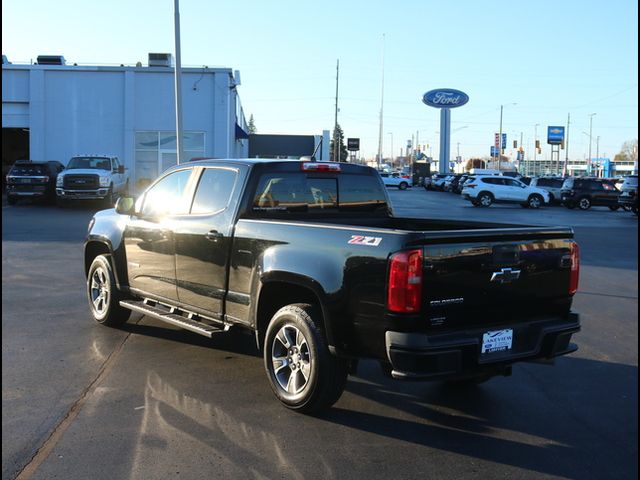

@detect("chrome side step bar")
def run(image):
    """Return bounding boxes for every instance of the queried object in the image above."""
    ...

[119,299,230,338]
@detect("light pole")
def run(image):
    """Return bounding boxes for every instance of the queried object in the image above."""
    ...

[588,113,596,173]
[498,104,516,172]
[388,132,393,164]
[583,130,600,176]
[533,123,540,176]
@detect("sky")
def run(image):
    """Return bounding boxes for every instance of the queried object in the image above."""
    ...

[2,0,638,162]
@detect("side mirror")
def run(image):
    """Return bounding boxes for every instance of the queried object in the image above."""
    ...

[117,165,125,174]
[115,196,136,215]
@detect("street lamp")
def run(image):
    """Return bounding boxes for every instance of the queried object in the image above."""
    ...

[498,103,517,171]
[388,132,393,163]
[533,123,540,176]
[583,130,601,176]
[588,113,597,171]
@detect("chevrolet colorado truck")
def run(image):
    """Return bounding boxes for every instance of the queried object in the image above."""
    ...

[84,159,580,413]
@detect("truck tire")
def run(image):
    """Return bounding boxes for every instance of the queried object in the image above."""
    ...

[104,185,115,207]
[264,303,348,413]
[478,192,493,207]
[87,255,131,327]
[527,194,544,209]
[56,197,68,208]
[578,196,592,210]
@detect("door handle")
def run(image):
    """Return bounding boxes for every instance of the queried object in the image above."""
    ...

[205,230,223,242]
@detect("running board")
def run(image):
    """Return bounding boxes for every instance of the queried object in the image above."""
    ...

[119,299,230,338]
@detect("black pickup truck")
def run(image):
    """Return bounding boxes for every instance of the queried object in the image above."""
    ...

[84,159,580,413]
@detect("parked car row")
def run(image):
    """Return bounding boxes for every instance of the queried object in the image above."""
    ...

[5,156,129,207]
[423,171,638,214]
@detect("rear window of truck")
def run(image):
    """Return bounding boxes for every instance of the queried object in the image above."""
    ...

[250,172,388,215]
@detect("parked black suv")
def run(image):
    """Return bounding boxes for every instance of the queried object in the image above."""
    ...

[6,160,65,205]
[561,177,621,210]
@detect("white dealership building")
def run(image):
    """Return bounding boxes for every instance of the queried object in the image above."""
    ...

[2,54,250,191]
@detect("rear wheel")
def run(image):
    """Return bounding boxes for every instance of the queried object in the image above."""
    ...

[478,192,493,207]
[578,197,592,210]
[398,182,408,191]
[608,205,620,211]
[87,255,131,327]
[527,194,544,209]
[264,303,348,413]
[565,202,576,209]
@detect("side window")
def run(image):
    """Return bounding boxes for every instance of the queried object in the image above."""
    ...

[590,182,604,191]
[112,158,120,170]
[190,168,238,214]
[537,178,549,187]
[140,169,193,217]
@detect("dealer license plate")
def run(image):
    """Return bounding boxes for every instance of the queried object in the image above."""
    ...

[481,329,513,354]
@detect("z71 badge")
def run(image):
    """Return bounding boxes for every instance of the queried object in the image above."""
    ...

[348,235,382,246]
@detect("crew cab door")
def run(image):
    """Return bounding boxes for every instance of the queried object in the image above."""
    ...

[174,165,245,317]
[124,168,194,301]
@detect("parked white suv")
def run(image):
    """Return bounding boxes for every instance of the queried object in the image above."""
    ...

[379,171,411,190]
[462,175,550,208]
[56,155,129,206]
[529,176,564,204]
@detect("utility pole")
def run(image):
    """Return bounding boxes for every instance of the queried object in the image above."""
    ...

[173,0,184,164]
[376,34,385,169]
[334,59,340,162]
[564,113,570,176]
[498,105,503,172]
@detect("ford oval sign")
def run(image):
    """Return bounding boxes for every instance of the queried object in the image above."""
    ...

[422,89,469,108]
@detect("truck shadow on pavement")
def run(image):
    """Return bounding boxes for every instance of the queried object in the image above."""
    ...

[118,318,636,479]
[322,356,638,480]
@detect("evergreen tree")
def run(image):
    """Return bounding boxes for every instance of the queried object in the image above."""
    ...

[247,114,257,134]
[328,123,348,162]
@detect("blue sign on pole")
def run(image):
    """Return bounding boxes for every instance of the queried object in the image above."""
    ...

[490,146,499,156]
[547,126,565,145]
[501,134,507,149]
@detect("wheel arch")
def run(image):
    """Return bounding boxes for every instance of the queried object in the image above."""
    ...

[254,275,333,353]
[84,239,127,289]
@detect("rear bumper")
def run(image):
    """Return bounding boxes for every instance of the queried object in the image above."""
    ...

[57,188,109,200]
[385,313,580,380]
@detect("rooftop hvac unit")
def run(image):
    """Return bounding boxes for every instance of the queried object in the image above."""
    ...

[2,55,9,65]
[36,55,66,65]
[148,53,173,67]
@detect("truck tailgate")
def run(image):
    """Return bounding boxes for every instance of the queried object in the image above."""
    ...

[419,231,575,329]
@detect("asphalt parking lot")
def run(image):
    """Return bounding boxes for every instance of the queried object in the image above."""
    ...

[2,190,638,480]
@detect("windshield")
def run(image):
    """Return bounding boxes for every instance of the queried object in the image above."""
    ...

[67,157,112,170]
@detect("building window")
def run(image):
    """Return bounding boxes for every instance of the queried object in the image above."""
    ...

[134,131,205,192]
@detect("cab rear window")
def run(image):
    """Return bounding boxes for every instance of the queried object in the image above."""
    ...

[251,172,388,215]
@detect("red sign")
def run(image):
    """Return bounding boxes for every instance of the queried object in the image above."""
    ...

[494,133,500,148]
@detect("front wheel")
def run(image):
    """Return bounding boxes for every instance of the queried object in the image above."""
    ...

[264,303,348,413]
[527,194,544,209]
[87,255,131,327]
[578,197,592,210]
[608,205,620,211]
[398,182,408,191]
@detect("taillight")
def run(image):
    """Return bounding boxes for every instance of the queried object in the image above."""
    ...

[388,249,423,313]
[466,184,477,189]
[301,162,341,172]
[569,242,580,296]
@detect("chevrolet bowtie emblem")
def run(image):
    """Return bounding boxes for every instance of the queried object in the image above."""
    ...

[490,268,521,284]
